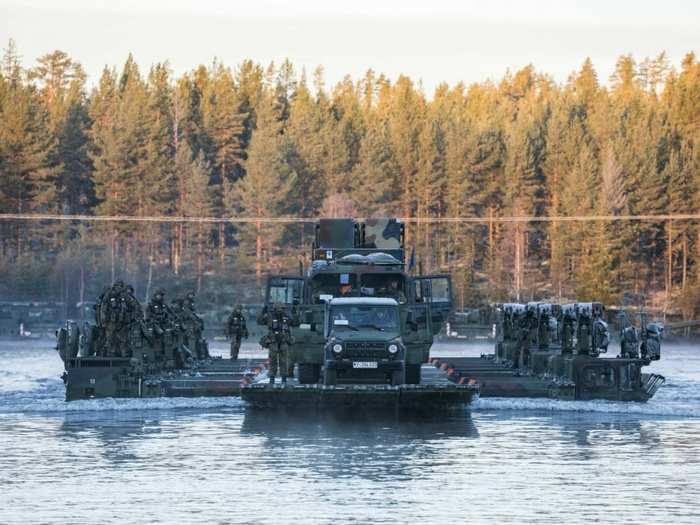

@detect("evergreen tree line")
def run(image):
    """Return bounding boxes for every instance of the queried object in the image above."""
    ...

[2,40,700,317]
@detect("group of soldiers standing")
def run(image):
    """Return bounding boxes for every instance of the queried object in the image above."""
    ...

[95,281,300,382]
[145,288,208,360]
[94,281,208,361]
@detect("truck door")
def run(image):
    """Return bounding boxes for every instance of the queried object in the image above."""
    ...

[414,275,453,334]
[401,304,433,364]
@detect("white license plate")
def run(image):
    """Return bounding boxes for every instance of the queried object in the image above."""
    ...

[352,361,378,369]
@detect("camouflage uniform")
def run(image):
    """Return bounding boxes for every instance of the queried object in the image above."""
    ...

[169,298,192,367]
[560,308,576,355]
[576,310,593,356]
[258,304,298,383]
[620,326,639,358]
[146,289,173,363]
[123,285,143,323]
[515,310,532,368]
[146,289,171,330]
[182,292,207,359]
[100,281,129,357]
[226,305,248,360]
[116,284,142,358]
[641,323,662,361]
[592,318,610,354]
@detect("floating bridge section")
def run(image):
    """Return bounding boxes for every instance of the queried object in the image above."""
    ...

[240,363,478,410]
[430,356,557,398]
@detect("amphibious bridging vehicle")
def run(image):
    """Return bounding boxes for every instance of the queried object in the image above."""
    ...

[433,302,665,402]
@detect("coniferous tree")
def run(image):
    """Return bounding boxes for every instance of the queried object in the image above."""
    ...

[225,94,297,286]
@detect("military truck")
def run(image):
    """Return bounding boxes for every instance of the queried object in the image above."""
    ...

[261,218,451,386]
[435,301,665,402]
[323,297,407,386]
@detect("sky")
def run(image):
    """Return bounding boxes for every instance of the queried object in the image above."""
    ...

[0,0,698,93]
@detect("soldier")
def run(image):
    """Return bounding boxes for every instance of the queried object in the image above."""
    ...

[515,307,534,368]
[226,305,248,360]
[170,298,186,328]
[182,291,207,359]
[101,281,128,356]
[576,305,593,356]
[618,312,639,359]
[592,318,610,355]
[258,303,299,384]
[379,279,407,304]
[640,323,663,362]
[184,291,197,313]
[169,298,193,367]
[124,285,143,323]
[146,289,171,330]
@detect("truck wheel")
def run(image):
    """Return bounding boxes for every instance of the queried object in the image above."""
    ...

[390,369,406,386]
[405,364,421,384]
[323,369,337,386]
[298,363,320,384]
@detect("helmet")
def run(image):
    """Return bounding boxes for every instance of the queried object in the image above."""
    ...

[234,304,243,312]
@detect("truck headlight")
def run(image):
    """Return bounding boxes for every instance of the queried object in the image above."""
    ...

[332,343,343,354]
[388,344,399,354]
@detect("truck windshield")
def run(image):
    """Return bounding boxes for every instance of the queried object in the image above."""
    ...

[330,305,399,332]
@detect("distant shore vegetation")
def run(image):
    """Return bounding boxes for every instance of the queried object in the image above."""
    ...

[1,40,700,317]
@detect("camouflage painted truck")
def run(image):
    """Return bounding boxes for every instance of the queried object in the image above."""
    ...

[241,218,478,409]
[432,301,665,402]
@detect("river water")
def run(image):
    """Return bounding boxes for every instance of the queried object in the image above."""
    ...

[1,339,699,524]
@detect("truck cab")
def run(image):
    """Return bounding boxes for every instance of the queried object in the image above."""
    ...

[323,297,405,386]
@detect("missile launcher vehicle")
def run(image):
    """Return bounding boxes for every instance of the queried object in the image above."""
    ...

[432,302,665,402]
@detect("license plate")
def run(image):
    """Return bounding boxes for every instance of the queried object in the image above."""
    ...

[352,361,378,369]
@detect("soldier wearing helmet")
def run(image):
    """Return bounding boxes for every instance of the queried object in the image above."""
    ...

[146,289,171,331]
[258,302,299,384]
[225,304,248,360]
[180,291,207,359]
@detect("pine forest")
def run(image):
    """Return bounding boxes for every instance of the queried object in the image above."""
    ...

[1,40,700,318]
